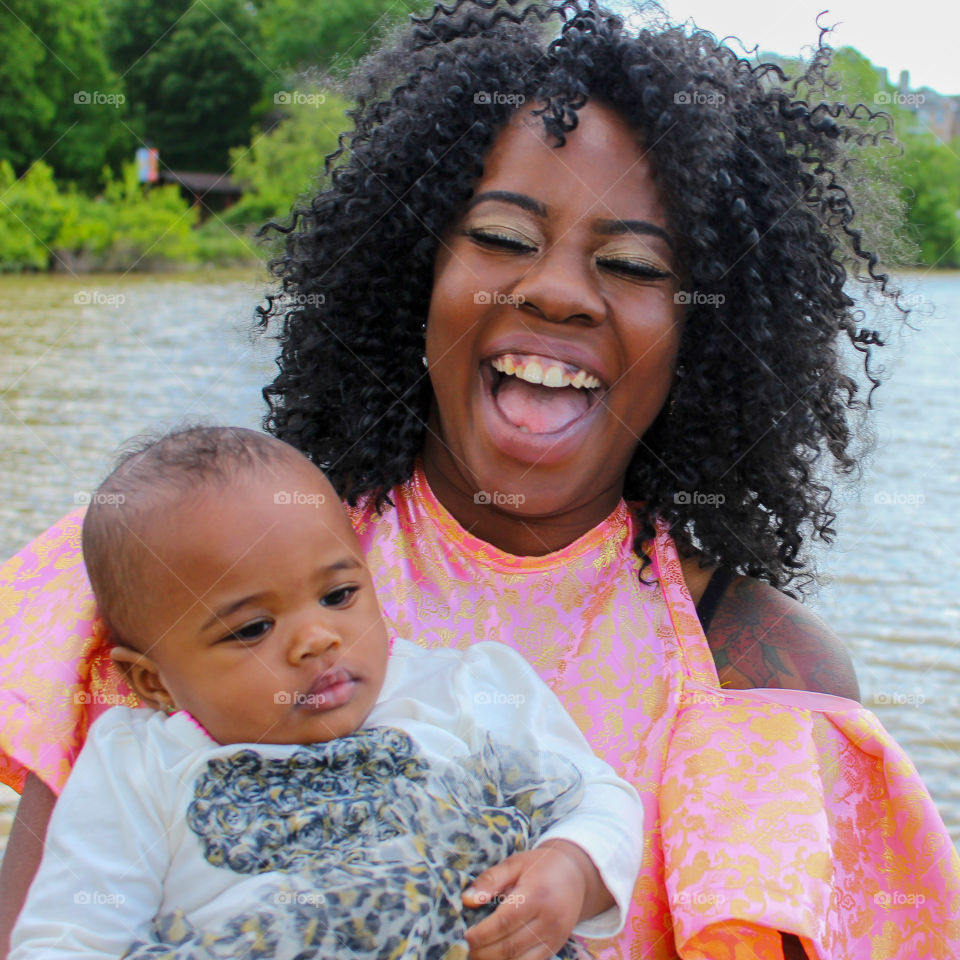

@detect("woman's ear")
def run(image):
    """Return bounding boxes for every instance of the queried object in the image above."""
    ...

[109,646,175,713]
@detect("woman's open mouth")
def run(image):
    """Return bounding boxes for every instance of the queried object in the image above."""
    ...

[478,351,608,463]
[488,353,603,432]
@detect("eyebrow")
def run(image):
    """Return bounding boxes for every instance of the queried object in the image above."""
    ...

[200,558,362,630]
[465,191,674,248]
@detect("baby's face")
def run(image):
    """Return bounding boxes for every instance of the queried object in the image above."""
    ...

[120,457,390,745]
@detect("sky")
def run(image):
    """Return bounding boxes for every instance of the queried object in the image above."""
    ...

[610,0,960,95]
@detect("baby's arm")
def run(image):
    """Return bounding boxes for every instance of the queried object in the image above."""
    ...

[9,708,168,959]
[453,644,645,958]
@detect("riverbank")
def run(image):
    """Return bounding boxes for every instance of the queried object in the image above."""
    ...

[0,161,264,275]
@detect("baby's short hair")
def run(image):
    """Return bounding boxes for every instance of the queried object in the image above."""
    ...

[82,424,305,649]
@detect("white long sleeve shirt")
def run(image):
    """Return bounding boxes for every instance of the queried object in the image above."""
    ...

[11,639,644,959]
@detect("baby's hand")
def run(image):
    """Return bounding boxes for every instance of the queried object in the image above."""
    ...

[462,839,611,960]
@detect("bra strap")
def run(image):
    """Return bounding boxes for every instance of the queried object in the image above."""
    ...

[695,566,738,633]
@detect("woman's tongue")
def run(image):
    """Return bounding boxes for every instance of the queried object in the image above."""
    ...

[494,376,590,434]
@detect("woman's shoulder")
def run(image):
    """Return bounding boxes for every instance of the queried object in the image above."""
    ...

[678,554,860,701]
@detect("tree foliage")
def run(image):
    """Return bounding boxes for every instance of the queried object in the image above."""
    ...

[2,4,958,270]
[254,0,434,80]
[225,89,352,227]
[103,0,266,171]
[828,48,960,267]
[0,0,130,188]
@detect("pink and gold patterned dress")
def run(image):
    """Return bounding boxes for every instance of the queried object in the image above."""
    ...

[1,462,958,959]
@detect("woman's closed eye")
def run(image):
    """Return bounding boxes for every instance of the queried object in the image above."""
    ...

[596,257,672,280]
[321,585,359,608]
[465,228,671,280]
[465,227,535,252]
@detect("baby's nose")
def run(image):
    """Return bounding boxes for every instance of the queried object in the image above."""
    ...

[288,618,341,662]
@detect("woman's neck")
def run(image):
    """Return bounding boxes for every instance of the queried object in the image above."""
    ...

[420,456,624,557]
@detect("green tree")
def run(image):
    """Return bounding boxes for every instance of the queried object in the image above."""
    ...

[0,0,130,188]
[894,135,960,267]
[104,0,266,171]
[254,0,434,81]
[224,88,352,226]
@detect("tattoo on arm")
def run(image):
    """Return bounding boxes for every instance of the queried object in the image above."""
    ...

[705,577,860,701]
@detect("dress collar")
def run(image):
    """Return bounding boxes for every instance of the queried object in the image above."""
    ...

[406,459,634,573]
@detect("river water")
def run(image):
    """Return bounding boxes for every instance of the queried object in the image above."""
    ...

[0,269,957,857]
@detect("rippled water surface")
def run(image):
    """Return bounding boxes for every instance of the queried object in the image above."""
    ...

[0,269,957,855]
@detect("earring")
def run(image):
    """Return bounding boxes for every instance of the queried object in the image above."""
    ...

[162,702,176,715]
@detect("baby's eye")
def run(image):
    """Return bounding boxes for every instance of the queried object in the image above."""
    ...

[321,585,359,608]
[221,620,272,644]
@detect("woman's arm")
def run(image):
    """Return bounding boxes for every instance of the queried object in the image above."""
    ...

[6,710,166,959]
[680,556,860,700]
[0,774,57,959]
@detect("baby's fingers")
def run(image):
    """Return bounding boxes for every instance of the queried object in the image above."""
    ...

[465,899,554,960]
[463,854,525,912]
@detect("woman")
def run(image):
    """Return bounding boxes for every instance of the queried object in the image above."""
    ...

[1,1,958,957]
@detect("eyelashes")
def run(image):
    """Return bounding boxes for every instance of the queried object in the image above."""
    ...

[221,620,272,644]
[320,585,359,608]
[465,228,534,252]
[464,229,671,280]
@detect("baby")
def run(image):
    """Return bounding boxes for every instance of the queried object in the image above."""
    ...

[10,426,644,960]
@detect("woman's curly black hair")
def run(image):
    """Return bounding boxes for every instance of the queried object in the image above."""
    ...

[256,0,906,594]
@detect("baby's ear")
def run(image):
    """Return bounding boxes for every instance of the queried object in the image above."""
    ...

[109,646,173,712]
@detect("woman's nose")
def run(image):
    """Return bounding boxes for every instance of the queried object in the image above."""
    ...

[511,246,605,326]
[287,617,341,663]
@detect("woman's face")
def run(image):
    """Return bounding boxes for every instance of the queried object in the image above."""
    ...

[423,99,684,526]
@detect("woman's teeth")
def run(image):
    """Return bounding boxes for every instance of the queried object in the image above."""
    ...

[490,355,601,390]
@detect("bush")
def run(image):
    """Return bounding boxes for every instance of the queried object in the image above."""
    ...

[0,161,66,271]
[96,163,199,270]
[224,87,352,228]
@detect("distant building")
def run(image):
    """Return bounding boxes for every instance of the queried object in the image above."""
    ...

[158,170,243,220]
[896,70,960,142]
